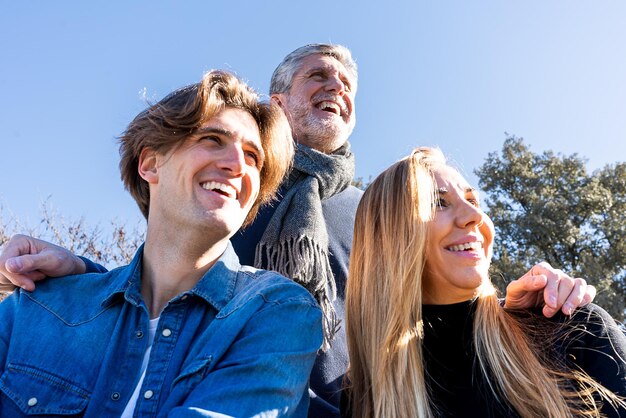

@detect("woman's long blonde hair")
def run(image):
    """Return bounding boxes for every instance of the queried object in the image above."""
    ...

[345,147,621,417]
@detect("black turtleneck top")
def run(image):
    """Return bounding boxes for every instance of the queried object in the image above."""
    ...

[422,301,517,417]
[422,301,626,418]
[342,301,626,417]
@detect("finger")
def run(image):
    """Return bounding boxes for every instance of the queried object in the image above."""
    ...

[5,253,60,275]
[542,304,558,318]
[503,274,547,309]
[12,277,37,292]
[527,263,560,307]
[582,284,596,305]
[557,274,576,308]
[526,274,548,290]
[0,234,31,262]
[542,271,561,309]
[0,271,40,292]
[506,273,547,293]
[543,271,575,318]
[530,261,554,277]
[559,278,587,315]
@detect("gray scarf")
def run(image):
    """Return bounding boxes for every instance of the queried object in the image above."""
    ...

[255,142,355,350]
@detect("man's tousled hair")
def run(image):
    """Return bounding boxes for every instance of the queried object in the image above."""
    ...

[119,70,293,226]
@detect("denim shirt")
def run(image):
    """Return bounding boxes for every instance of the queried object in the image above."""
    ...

[0,243,323,417]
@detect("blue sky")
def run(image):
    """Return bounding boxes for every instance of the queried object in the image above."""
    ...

[2,1,625,231]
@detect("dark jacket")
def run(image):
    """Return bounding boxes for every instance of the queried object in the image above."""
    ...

[232,184,363,418]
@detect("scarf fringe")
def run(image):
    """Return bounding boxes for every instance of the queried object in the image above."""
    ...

[256,236,339,351]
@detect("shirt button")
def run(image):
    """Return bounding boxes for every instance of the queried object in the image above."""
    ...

[111,392,121,401]
[28,397,38,407]
[144,390,154,399]
[162,328,172,337]
[135,331,144,338]
[181,295,188,301]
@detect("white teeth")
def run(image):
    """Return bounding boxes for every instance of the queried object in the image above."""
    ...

[201,181,237,199]
[318,101,341,115]
[447,242,483,252]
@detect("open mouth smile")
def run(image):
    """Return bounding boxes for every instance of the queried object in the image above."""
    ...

[446,242,483,252]
[316,100,342,115]
[200,181,238,199]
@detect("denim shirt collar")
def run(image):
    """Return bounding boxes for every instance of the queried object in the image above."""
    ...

[101,242,244,311]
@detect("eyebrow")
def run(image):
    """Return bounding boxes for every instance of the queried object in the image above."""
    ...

[437,186,476,194]
[195,126,264,159]
[303,66,352,84]
[303,65,332,76]
[195,126,233,137]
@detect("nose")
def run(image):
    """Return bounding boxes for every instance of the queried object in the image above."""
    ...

[325,73,346,96]
[456,201,486,230]
[217,144,245,177]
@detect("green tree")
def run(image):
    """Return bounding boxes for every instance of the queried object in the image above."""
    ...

[476,136,626,321]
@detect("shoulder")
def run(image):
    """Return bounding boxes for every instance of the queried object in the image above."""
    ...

[544,304,626,362]
[221,266,321,317]
[508,304,625,352]
[324,185,363,205]
[559,304,626,402]
[237,266,319,305]
[557,303,622,332]
[322,185,363,225]
[15,266,130,323]
[211,267,323,349]
[343,184,365,198]
[520,303,620,329]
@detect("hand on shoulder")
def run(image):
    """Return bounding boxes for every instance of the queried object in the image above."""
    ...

[0,234,86,291]
[503,262,596,317]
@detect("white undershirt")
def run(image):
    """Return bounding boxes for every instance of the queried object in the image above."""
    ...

[120,317,160,417]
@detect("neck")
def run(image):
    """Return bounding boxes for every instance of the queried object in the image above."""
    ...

[422,287,479,305]
[140,222,229,319]
[294,135,347,154]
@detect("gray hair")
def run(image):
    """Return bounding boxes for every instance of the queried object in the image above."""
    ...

[270,43,358,95]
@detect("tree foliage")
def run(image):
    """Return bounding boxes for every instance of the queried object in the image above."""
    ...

[351,176,372,190]
[476,136,626,320]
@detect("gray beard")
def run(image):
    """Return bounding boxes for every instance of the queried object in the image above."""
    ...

[294,116,349,151]
[286,100,352,152]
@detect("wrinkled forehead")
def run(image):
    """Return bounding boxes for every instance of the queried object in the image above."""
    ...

[297,53,357,86]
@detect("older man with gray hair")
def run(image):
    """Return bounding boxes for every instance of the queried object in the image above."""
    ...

[232,44,361,416]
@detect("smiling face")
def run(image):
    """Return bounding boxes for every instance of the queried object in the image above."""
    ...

[422,165,495,304]
[273,54,356,153]
[142,107,263,241]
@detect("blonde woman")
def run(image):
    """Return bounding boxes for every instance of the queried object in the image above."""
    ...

[344,147,626,418]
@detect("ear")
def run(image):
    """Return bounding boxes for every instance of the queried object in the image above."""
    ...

[271,93,296,131]
[270,93,284,110]
[138,147,160,184]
